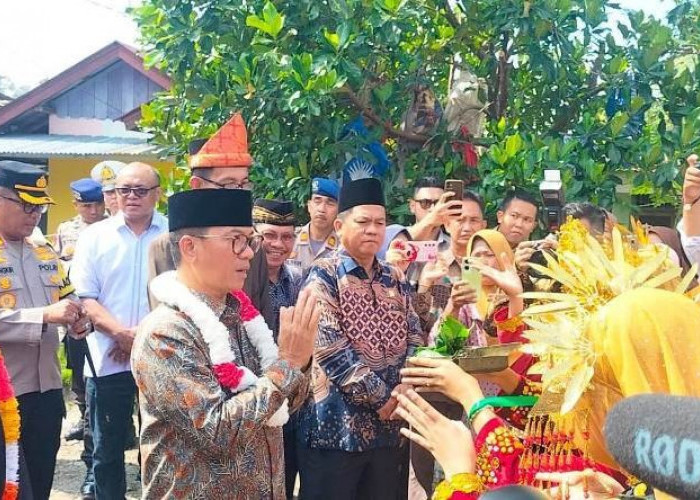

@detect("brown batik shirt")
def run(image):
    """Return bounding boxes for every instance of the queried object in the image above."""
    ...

[132,291,309,499]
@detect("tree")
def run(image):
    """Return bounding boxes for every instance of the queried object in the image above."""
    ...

[133,0,700,224]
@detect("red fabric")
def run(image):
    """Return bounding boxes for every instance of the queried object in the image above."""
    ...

[189,113,254,168]
[452,126,479,168]
[449,492,476,500]
[213,362,245,390]
[492,306,526,344]
[231,290,260,322]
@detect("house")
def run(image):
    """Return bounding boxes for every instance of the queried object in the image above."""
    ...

[0,41,173,233]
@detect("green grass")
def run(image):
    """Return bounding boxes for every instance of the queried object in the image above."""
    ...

[58,342,72,388]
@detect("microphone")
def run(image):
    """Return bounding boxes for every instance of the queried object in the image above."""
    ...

[604,394,700,499]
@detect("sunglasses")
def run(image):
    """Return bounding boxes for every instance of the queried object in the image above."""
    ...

[114,186,159,198]
[0,194,49,215]
[414,198,440,210]
[193,233,263,255]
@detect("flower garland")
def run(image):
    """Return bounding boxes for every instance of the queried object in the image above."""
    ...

[0,350,19,500]
[150,271,288,426]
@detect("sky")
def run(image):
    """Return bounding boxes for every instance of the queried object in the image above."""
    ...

[0,0,678,94]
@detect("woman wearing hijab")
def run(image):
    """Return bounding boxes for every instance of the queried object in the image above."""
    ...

[411,230,537,429]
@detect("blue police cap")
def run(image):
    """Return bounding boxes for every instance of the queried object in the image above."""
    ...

[311,177,339,201]
[70,178,104,203]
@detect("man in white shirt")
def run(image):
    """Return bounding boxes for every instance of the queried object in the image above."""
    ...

[71,162,167,500]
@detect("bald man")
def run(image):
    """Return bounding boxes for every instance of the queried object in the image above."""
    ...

[71,162,168,499]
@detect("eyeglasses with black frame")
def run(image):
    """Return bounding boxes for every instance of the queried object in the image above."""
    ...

[114,186,160,198]
[0,194,49,215]
[192,176,253,191]
[192,233,263,255]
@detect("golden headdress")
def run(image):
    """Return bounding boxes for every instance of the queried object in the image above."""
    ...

[520,218,698,414]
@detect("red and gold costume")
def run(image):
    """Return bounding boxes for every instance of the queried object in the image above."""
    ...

[433,220,700,499]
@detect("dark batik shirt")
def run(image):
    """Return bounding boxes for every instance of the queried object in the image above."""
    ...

[268,264,302,340]
[298,249,424,452]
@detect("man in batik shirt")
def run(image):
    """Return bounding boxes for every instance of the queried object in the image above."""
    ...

[253,197,304,499]
[132,189,319,499]
[253,198,302,339]
[298,177,424,499]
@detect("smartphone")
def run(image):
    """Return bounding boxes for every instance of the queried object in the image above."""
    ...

[444,179,464,202]
[407,241,438,263]
[461,258,482,298]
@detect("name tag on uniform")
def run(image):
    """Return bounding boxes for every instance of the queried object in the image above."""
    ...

[0,267,13,275]
[39,263,58,272]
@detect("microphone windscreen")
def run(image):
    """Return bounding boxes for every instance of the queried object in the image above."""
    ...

[604,394,700,499]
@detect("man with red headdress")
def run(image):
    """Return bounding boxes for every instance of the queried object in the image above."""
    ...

[147,114,273,326]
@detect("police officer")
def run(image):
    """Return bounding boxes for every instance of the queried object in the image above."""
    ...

[54,178,106,266]
[289,177,340,271]
[90,160,126,216]
[0,161,92,499]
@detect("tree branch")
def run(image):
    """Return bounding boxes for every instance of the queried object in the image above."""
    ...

[443,0,461,29]
[340,85,492,147]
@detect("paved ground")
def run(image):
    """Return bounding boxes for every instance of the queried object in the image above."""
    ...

[51,400,141,500]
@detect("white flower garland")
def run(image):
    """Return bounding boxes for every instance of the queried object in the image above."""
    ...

[150,271,288,426]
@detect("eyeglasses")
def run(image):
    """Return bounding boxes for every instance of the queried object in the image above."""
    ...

[114,186,159,198]
[193,233,263,255]
[0,195,49,215]
[414,198,440,210]
[259,231,295,244]
[194,176,253,190]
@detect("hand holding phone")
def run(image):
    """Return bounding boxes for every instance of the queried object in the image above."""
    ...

[444,179,464,203]
[407,241,438,263]
[461,258,482,299]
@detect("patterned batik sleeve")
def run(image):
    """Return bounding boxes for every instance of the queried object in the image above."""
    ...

[133,320,295,456]
[303,263,393,411]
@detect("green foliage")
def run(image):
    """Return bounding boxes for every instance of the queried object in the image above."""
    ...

[133,0,700,222]
[417,316,471,356]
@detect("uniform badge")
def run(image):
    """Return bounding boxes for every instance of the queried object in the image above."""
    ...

[34,247,55,262]
[101,166,116,182]
[327,236,337,247]
[300,232,309,243]
[36,176,48,188]
[0,277,11,290]
[0,293,16,309]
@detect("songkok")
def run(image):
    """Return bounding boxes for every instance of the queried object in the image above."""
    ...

[311,177,339,201]
[91,161,126,192]
[168,189,252,232]
[189,113,254,169]
[0,160,54,205]
[338,177,385,213]
[70,178,104,203]
[253,199,296,226]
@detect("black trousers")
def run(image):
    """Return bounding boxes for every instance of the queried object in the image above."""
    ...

[16,389,64,500]
[298,445,403,500]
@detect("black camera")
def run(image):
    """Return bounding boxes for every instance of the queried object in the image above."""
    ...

[539,169,565,232]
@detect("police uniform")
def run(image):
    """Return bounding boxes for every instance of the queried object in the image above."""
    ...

[90,160,125,216]
[289,178,340,271]
[0,161,76,499]
[54,178,105,264]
